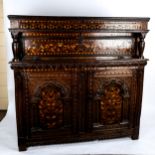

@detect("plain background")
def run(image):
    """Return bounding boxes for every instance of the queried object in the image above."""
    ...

[0,0,155,154]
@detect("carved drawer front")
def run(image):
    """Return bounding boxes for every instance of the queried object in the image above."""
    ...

[88,67,136,130]
[24,69,79,138]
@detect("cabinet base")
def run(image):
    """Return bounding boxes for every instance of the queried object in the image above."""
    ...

[18,129,138,151]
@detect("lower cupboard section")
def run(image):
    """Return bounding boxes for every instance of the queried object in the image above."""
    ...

[15,66,144,151]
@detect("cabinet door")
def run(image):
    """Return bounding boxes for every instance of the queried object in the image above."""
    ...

[24,69,79,142]
[87,68,135,132]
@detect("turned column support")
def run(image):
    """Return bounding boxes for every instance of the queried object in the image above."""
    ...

[11,31,21,62]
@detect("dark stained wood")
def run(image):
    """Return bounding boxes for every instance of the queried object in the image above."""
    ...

[8,15,150,151]
[0,110,7,121]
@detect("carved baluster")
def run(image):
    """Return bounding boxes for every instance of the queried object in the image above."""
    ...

[11,32,20,62]
[138,33,146,59]
[134,34,139,58]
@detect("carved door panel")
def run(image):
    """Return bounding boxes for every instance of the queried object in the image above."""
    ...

[87,68,135,132]
[24,69,79,140]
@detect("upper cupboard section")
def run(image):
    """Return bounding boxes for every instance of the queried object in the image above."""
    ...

[8,16,149,61]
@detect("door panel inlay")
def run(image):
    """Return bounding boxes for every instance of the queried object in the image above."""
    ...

[36,83,64,129]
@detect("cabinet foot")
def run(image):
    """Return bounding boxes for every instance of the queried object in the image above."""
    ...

[18,145,27,151]
[131,128,139,140]
[18,137,27,151]
[131,134,139,140]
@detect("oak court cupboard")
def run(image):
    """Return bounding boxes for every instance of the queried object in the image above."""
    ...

[8,15,149,151]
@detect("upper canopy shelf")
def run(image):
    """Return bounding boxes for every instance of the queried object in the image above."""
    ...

[8,15,150,33]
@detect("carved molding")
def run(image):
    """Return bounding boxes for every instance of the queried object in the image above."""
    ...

[10,59,147,71]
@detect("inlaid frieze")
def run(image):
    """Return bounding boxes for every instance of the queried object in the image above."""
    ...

[24,38,133,56]
[23,32,132,37]
[8,16,149,31]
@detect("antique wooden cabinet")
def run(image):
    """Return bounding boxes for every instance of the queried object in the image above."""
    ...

[8,15,149,151]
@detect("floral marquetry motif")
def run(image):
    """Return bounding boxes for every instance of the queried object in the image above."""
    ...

[100,83,123,124]
[36,84,64,129]
[25,39,133,56]
[93,78,130,126]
